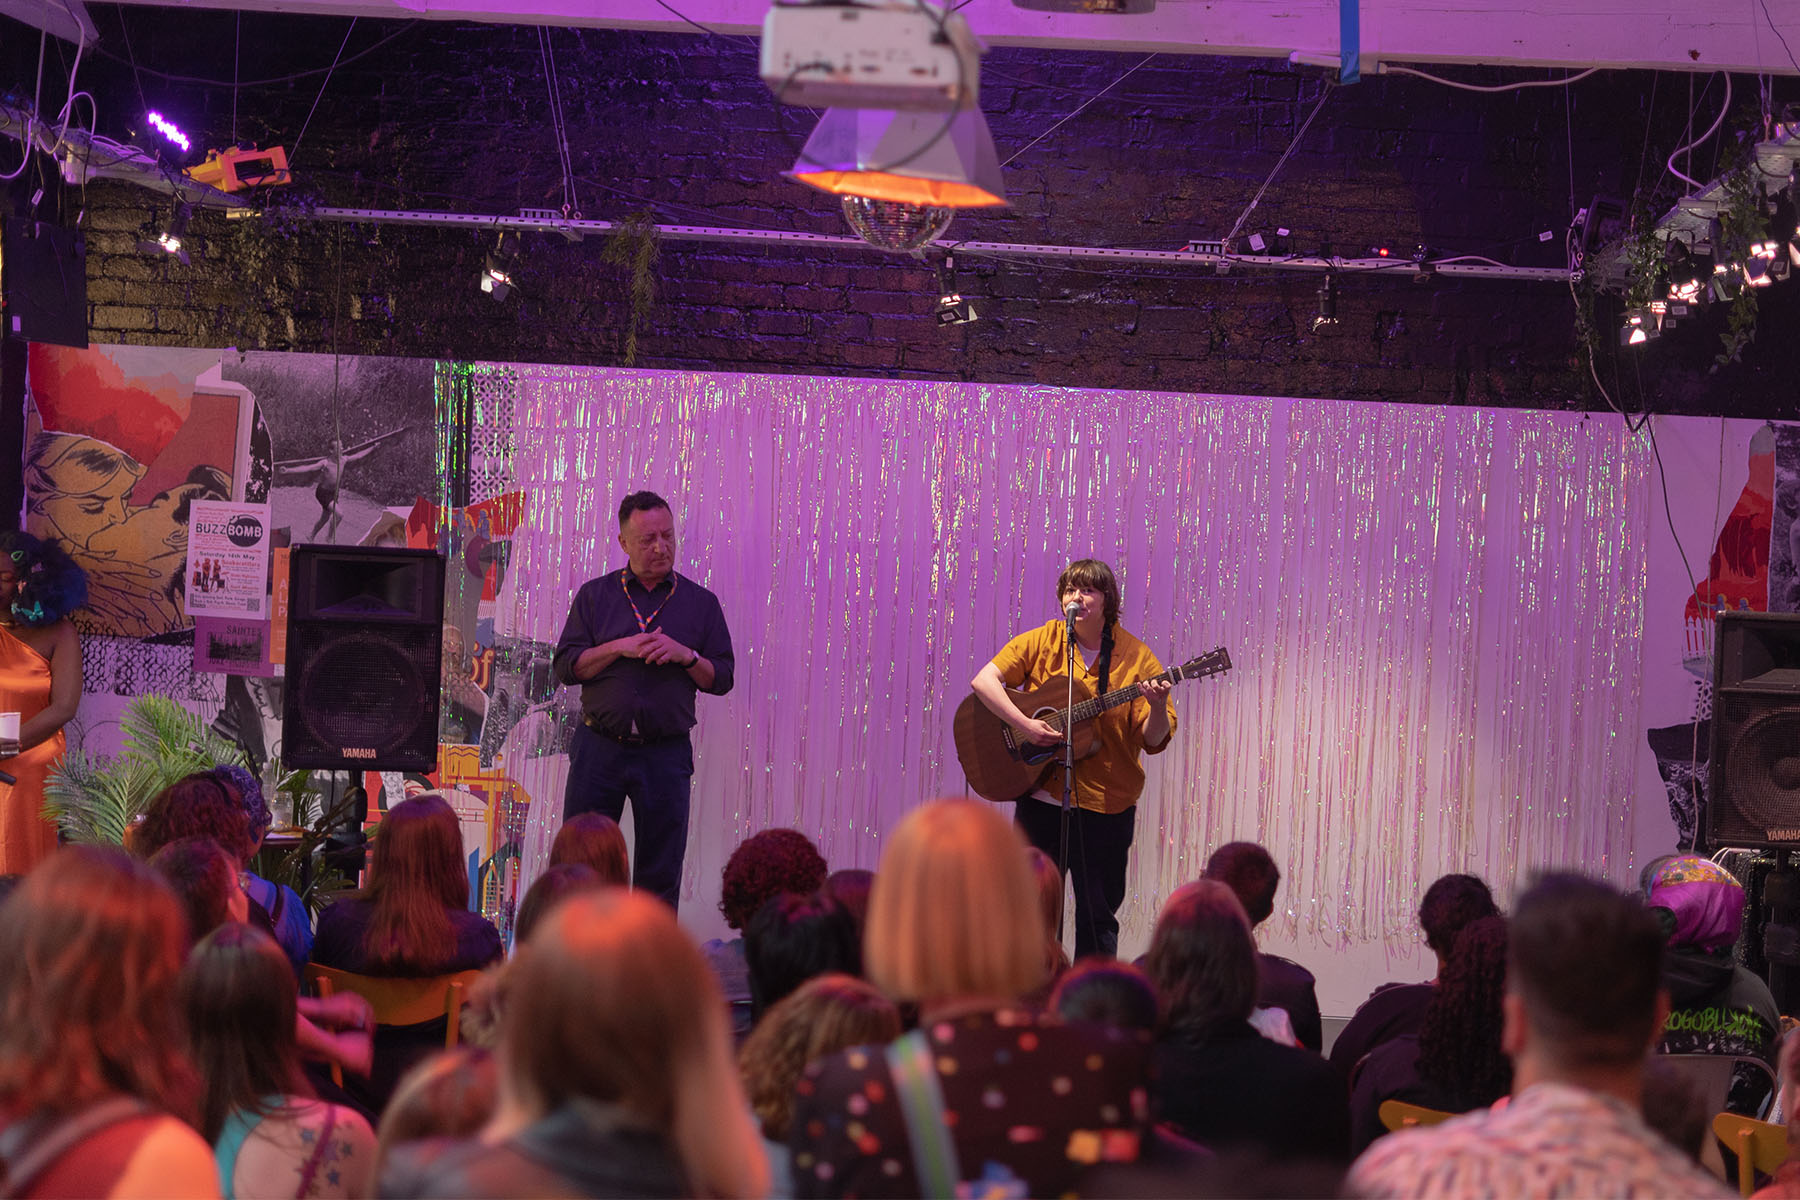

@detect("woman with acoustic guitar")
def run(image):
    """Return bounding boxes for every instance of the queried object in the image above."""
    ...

[967,558,1176,959]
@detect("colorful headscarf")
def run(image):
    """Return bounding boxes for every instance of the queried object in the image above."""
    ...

[1646,854,1745,951]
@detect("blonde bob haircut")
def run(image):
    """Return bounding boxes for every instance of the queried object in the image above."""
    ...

[865,798,1047,1004]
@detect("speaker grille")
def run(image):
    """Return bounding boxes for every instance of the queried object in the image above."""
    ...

[1710,692,1800,848]
[281,546,446,772]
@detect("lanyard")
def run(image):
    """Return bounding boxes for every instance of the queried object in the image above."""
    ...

[620,569,678,633]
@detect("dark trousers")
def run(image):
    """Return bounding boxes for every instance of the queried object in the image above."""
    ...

[1014,798,1137,960]
[564,723,694,909]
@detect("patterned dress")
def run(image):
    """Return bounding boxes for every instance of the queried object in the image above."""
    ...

[788,1008,1150,1198]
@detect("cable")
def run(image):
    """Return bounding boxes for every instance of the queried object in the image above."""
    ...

[1762,0,1800,74]
[232,12,240,148]
[1377,64,1602,92]
[1002,54,1156,168]
[644,0,760,47]
[90,21,423,88]
[538,27,580,217]
[1224,84,1333,243]
[1631,71,1661,202]
[288,19,357,170]
[1667,73,1731,193]
[0,27,46,181]
[981,65,1306,112]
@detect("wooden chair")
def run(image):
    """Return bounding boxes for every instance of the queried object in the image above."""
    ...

[1713,1114,1788,1198]
[1659,1054,1779,1120]
[1378,1100,1455,1133]
[303,964,485,1086]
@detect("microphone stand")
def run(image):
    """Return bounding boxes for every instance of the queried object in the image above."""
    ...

[1057,606,1077,943]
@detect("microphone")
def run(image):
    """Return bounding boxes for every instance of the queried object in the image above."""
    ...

[1064,600,1081,619]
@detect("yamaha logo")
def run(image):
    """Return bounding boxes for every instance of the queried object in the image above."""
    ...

[341,747,377,759]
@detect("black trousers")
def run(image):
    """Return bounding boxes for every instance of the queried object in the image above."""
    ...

[1014,798,1137,960]
[564,723,693,910]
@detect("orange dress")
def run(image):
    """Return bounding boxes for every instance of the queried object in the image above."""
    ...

[0,624,64,874]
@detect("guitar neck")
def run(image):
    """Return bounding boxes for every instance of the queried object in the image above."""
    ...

[1052,666,1177,729]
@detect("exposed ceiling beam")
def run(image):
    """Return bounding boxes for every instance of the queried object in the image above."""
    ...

[105,0,1800,75]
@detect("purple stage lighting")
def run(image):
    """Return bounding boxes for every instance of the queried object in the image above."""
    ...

[146,111,191,154]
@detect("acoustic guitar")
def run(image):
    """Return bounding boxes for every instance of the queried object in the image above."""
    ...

[952,647,1233,803]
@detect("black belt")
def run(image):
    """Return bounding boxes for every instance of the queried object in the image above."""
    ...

[582,712,686,746]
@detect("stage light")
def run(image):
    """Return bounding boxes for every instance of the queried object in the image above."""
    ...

[786,106,1007,211]
[1744,241,1787,287]
[934,252,977,325]
[135,201,191,265]
[1619,305,1661,346]
[1711,261,1741,303]
[144,110,191,155]
[480,232,520,301]
[1664,239,1710,304]
[1313,273,1339,331]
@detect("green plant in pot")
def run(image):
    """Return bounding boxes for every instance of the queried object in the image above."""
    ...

[42,694,248,846]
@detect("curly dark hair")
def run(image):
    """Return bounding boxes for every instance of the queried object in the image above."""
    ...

[1416,915,1511,1107]
[135,773,255,865]
[1419,873,1499,959]
[0,530,88,627]
[718,829,828,931]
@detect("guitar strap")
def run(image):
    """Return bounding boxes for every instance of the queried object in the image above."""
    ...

[1097,622,1114,696]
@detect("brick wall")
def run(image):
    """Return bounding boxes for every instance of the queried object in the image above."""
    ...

[13,14,1797,416]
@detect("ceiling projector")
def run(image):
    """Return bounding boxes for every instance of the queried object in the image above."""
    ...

[761,2,981,111]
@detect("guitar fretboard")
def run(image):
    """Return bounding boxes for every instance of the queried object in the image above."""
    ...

[1047,666,1178,730]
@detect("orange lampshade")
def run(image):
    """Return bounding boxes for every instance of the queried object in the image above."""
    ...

[786,106,1007,209]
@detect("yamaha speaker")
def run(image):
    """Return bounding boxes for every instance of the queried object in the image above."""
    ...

[282,546,446,771]
[1705,611,1800,851]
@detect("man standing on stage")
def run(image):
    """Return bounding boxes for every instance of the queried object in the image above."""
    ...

[553,490,734,909]
[970,558,1175,958]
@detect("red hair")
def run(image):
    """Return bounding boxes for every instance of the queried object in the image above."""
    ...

[0,847,198,1122]
[361,794,469,972]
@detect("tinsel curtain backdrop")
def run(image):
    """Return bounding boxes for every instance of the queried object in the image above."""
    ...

[476,364,1650,957]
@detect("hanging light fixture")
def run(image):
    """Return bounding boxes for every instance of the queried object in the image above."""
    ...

[787,105,1006,251]
[481,232,521,301]
[135,201,192,265]
[787,106,1006,208]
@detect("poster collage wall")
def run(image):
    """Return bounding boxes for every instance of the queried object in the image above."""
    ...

[20,343,552,934]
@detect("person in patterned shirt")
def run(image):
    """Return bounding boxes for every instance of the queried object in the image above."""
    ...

[1347,873,1731,1200]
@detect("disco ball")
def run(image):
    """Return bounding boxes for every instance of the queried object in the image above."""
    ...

[841,196,954,253]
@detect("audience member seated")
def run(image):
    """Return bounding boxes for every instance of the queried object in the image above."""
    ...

[1146,879,1350,1163]
[1029,852,1065,1007]
[379,889,769,1198]
[1349,915,1511,1154]
[1641,1056,1724,1173]
[1648,855,1780,1115]
[701,828,829,1041]
[547,812,629,886]
[151,835,251,942]
[1204,841,1322,1052]
[213,764,315,974]
[182,923,376,1198]
[373,1048,497,1184]
[744,891,861,1025]
[789,798,1153,1198]
[739,974,901,1196]
[1331,872,1499,1082]
[513,863,608,947]
[311,793,503,977]
[0,847,218,1197]
[1753,1031,1800,1198]
[1347,873,1732,1198]
[310,793,503,1111]
[135,772,284,951]
[823,868,873,939]
[1051,958,1161,1033]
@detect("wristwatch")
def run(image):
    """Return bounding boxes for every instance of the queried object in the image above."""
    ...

[685,652,700,669]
